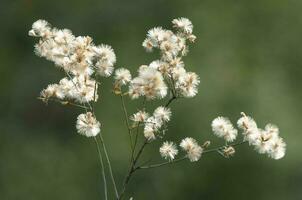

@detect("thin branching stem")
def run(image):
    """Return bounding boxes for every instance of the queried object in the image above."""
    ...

[38,97,89,109]
[132,122,140,154]
[118,95,178,199]
[118,140,148,199]
[203,140,248,154]
[94,137,108,200]
[165,95,177,107]
[98,134,119,199]
[137,140,248,170]
[120,94,134,154]
[91,77,118,198]
[137,156,187,170]
[92,77,98,115]
[132,97,147,161]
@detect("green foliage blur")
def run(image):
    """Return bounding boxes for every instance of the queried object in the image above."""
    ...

[1,0,301,199]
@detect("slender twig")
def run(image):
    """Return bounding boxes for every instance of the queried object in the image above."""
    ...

[132,122,140,154]
[98,134,119,199]
[169,76,177,97]
[91,76,118,198]
[203,140,247,154]
[165,95,177,107]
[137,140,248,170]
[133,140,148,166]
[118,140,148,199]
[92,78,98,115]
[132,97,147,159]
[38,97,89,109]
[94,137,108,200]
[137,156,187,170]
[118,95,177,199]
[120,94,134,152]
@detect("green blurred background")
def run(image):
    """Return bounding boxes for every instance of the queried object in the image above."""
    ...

[1,0,301,199]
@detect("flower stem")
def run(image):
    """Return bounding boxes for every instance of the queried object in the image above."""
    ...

[137,156,187,170]
[98,134,119,199]
[118,140,148,199]
[137,140,248,170]
[38,97,89,109]
[120,94,134,156]
[94,137,108,200]
[165,95,176,107]
[131,97,147,164]
[203,140,247,154]
[132,122,140,155]
[118,96,177,199]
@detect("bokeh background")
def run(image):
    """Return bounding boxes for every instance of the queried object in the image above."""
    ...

[1,0,302,199]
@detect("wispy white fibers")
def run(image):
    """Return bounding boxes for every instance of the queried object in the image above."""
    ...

[76,112,100,137]
[237,113,286,160]
[160,141,178,161]
[180,137,203,162]
[212,117,238,142]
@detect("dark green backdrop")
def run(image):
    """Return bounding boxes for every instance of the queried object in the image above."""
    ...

[1,0,301,199]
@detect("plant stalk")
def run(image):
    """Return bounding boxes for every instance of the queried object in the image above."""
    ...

[94,137,108,200]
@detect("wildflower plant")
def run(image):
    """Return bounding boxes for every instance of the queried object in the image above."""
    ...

[29,18,286,199]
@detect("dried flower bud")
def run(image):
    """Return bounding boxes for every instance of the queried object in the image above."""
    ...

[223,146,236,158]
[202,141,211,148]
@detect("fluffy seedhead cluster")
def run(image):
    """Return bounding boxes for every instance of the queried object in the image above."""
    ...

[111,18,205,163]
[29,19,117,137]
[212,117,238,142]
[29,20,116,77]
[30,18,286,199]
[117,17,200,100]
[179,137,203,162]
[131,106,172,141]
[211,113,286,159]
[237,113,286,159]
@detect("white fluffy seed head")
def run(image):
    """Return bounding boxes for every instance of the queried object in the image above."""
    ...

[175,71,200,98]
[143,126,156,141]
[147,27,166,44]
[268,137,286,160]
[160,141,178,161]
[76,112,100,137]
[153,106,171,123]
[212,116,238,142]
[237,114,258,131]
[29,19,51,37]
[95,62,114,77]
[143,115,165,141]
[172,17,193,34]
[145,116,163,130]
[93,44,116,68]
[142,38,154,52]
[40,84,63,100]
[237,112,286,160]
[130,110,149,123]
[128,67,167,99]
[265,124,279,137]
[114,68,132,85]
[253,124,286,159]
[180,137,203,162]
[237,114,260,145]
